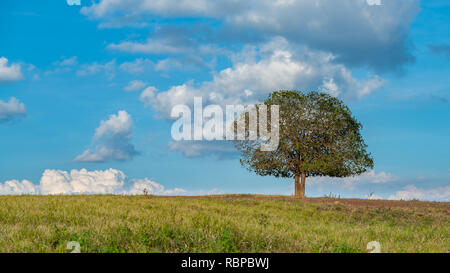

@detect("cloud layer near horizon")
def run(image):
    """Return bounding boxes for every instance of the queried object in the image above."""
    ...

[0,168,187,195]
[388,185,450,201]
[1,168,448,201]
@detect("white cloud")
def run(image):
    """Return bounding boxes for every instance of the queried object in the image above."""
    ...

[0,179,37,195]
[365,194,382,200]
[77,59,116,78]
[124,80,147,92]
[81,0,214,18]
[308,170,398,190]
[119,58,153,74]
[44,56,79,75]
[155,56,213,72]
[74,110,139,163]
[388,185,450,202]
[366,0,382,6]
[342,170,398,184]
[40,168,125,194]
[109,38,190,54]
[0,97,26,122]
[98,18,148,29]
[0,57,23,82]
[44,67,71,76]
[127,178,187,195]
[155,58,183,72]
[0,169,193,195]
[54,56,78,66]
[108,35,223,57]
[82,0,419,70]
[140,38,384,158]
[141,38,384,119]
[94,110,132,138]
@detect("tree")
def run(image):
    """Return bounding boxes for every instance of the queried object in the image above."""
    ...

[235,90,374,198]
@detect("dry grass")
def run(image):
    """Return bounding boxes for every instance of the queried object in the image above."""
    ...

[0,195,448,253]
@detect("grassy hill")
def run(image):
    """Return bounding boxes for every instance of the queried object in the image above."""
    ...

[0,195,448,253]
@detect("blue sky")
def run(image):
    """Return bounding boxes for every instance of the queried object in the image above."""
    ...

[0,0,449,200]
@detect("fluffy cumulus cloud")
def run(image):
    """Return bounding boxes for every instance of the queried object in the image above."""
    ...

[81,0,418,159]
[74,110,139,163]
[81,0,419,70]
[40,168,125,194]
[139,38,384,158]
[0,57,23,82]
[388,185,450,202]
[0,169,190,195]
[0,97,26,123]
[141,38,385,118]
[0,179,37,195]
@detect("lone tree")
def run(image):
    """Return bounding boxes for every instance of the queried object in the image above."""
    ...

[235,90,374,198]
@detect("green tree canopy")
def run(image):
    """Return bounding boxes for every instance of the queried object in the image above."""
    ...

[235,90,374,197]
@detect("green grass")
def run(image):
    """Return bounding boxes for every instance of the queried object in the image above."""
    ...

[0,195,448,253]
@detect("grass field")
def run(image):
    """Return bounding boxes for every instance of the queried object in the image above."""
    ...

[0,195,448,253]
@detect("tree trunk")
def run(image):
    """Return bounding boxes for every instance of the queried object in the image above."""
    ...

[294,172,306,198]
[294,173,300,197]
[300,172,306,198]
